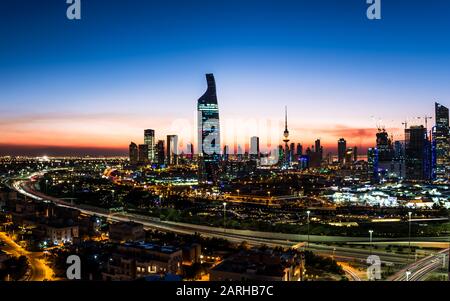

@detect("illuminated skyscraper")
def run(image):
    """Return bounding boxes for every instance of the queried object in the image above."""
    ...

[433,102,449,180]
[197,74,221,184]
[250,136,260,161]
[367,147,378,182]
[167,135,178,165]
[405,126,430,180]
[156,140,165,166]
[376,129,394,179]
[144,129,155,163]
[353,146,358,162]
[337,138,346,164]
[129,142,138,165]
[138,144,149,164]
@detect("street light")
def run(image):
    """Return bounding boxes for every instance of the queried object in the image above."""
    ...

[306,210,311,250]
[223,202,227,232]
[369,230,374,255]
[408,211,412,261]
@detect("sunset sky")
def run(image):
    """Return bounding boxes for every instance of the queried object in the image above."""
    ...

[1,0,450,156]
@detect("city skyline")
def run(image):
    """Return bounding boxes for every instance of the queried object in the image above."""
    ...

[1,0,450,156]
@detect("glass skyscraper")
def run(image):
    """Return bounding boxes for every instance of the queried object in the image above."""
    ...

[197,74,221,184]
[144,129,155,163]
[433,102,449,180]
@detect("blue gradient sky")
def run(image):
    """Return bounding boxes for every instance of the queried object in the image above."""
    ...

[0,0,449,155]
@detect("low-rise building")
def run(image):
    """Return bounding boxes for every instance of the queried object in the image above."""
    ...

[210,248,303,281]
[45,223,79,244]
[109,221,145,242]
[102,242,183,281]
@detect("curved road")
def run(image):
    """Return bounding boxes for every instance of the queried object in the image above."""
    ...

[0,232,54,281]
[389,248,449,281]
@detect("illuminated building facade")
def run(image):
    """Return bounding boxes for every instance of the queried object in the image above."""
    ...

[432,102,449,180]
[405,126,431,180]
[167,135,178,165]
[144,129,156,163]
[129,142,138,165]
[138,144,149,164]
[197,74,221,184]
[155,140,165,166]
[338,138,347,165]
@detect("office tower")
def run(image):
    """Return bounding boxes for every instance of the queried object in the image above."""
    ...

[394,141,404,159]
[167,135,178,165]
[223,145,230,161]
[296,143,303,157]
[367,147,378,182]
[156,140,165,166]
[392,140,406,179]
[250,136,260,160]
[144,129,156,163]
[138,144,149,164]
[353,146,358,162]
[345,148,354,166]
[315,139,323,161]
[290,142,295,163]
[405,126,430,180]
[433,102,449,180]
[278,145,284,164]
[237,145,244,161]
[375,129,395,179]
[338,138,347,164]
[282,107,290,167]
[185,143,194,160]
[376,130,394,162]
[129,142,138,165]
[197,74,221,184]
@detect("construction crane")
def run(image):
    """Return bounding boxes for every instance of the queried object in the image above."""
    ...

[417,115,432,130]
[417,115,433,140]
[402,120,408,130]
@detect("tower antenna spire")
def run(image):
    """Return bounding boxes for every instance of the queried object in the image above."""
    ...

[285,106,288,131]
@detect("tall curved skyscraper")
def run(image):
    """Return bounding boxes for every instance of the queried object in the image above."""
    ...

[197,74,221,184]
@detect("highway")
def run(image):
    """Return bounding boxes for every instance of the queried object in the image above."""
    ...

[10,177,449,282]
[389,248,449,281]
[0,232,54,281]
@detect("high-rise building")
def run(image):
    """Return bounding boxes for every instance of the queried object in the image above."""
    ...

[392,140,406,179]
[433,102,449,180]
[296,143,303,157]
[367,147,378,182]
[375,129,395,180]
[167,135,178,165]
[376,130,394,162]
[315,139,323,161]
[344,148,354,167]
[353,146,358,162]
[290,142,295,163]
[156,140,165,166]
[337,138,347,164]
[129,142,138,165]
[138,144,149,164]
[185,143,194,161]
[197,74,221,184]
[144,129,156,163]
[405,126,430,180]
[223,145,230,161]
[250,136,260,161]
